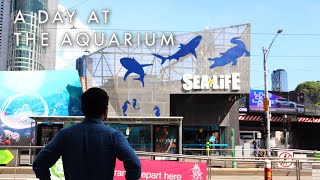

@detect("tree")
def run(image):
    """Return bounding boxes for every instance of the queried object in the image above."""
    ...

[295,81,320,104]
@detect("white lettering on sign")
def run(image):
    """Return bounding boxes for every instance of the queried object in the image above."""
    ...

[182,73,241,91]
[239,107,248,112]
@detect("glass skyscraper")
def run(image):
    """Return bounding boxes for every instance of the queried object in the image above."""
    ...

[0,0,12,70]
[7,0,57,71]
[271,69,288,92]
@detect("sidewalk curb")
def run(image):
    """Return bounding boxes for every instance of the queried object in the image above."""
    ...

[0,167,34,174]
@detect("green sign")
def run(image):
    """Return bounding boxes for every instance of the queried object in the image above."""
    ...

[50,157,65,180]
[314,153,320,161]
[0,150,14,164]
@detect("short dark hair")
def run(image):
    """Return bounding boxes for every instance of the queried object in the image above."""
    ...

[81,88,109,118]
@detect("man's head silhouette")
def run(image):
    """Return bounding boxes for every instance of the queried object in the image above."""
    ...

[81,87,109,120]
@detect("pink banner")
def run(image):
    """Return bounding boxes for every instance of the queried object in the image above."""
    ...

[115,159,207,180]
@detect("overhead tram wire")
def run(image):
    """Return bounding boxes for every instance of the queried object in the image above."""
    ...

[66,0,90,11]
[3,24,320,36]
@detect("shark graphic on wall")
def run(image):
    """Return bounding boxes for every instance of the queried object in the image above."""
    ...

[122,100,131,116]
[132,98,140,110]
[152,35,202,64]
[208,37,250,69]
[153,106,160,117]
[120,57,153,87]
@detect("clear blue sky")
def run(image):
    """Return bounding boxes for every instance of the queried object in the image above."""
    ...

[59,0,320,91]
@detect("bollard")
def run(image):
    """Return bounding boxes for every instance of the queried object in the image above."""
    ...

[265,159,272,180]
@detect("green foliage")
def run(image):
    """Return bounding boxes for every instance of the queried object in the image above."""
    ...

[295,81,320,104]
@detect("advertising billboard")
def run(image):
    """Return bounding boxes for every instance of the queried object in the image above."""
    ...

[154,125,178,154]
[249,90,304,114]
[0,71,83,145]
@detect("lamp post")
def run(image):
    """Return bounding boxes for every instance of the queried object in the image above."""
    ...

[263,29,283,157]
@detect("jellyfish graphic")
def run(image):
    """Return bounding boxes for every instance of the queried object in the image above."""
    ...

[0,92,49,129]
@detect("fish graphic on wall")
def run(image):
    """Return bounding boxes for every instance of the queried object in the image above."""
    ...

[153,106,160,117]
[120,57,153,87]
[208,37,250,69]
[132,98,140,110]
[152,35,202,64]
[122,100,131,116]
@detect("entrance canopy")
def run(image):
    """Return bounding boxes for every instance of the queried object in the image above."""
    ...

[30,116,183,154]
[30,116,183,125]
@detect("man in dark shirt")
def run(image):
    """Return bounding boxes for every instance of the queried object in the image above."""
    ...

[33,87,141,180]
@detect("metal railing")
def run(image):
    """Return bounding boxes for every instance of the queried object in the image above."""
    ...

[0,146,320,180]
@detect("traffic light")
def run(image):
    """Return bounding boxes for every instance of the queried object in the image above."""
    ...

[287,119,291,131]
[283,118,292,131]
[261,117,267,127]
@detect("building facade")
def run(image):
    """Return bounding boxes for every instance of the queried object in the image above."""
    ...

[41,0,57,70]
[77,24,251,152]
[272,69,288,92]
[7,0,57,71]
[0,0,12,70]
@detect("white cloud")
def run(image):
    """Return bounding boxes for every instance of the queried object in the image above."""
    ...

[55,5,99,70]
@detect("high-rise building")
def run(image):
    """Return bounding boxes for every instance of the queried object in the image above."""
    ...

[0,0,12,71]
[42,0,57,70]
[272,69,288,92]
[7,0,57,71]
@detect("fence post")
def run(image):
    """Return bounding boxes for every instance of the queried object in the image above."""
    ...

[265,159,272,180]
[295,159,300,180]
[14,148,18,179]
[231,129,236,168]
[206,142,210,156]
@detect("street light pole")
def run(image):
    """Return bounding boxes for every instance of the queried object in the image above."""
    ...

[263,47,271,157]
[263,29,283,157]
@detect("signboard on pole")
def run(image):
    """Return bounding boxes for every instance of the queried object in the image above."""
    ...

[278,151,294,168]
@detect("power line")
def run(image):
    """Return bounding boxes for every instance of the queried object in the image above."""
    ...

[67,0,89,11]
[3,26,320,36]
[1,50,320,58]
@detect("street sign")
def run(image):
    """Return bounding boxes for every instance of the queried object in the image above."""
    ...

[263,98,269,112]
[278,151,294,168]
[0,150,14,164]
[287,115,297,122]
